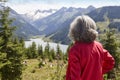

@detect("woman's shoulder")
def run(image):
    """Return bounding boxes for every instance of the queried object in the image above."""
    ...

[70,41,103,50]
[94,41,103,47]
[69,42,80,54]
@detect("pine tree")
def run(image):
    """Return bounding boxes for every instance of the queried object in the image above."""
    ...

[31,42,37,58]
[63,42,73,61]
[38,45,43,57]
[19,37,26,59]
[56,44,63,60]
[26,46,32,59]
[19,37,25,48]
[26,42,37,59]
[0,2,23,80]
[0,7,15,51]
[44,42,50,58]
[49,48,56,62]
[102,29,120,79]
[13,37,19,44]
[50,49,56,60]
[52,44,63,80]
[103,29,119,68]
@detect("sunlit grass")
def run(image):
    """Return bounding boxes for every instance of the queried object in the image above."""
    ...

[22,59,120,80]
[96,21,109,31]
[22,59,67,80]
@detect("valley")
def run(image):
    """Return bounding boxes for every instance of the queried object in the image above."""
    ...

[0,1,120,80]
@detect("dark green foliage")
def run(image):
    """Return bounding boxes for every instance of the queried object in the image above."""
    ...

[26,42,37,59]
[0,43,23,80]
[0,8,15,50]
[44,42,50,58]
[49,55,53,62]
[31,42,37,58]
[38,61,45,68]
[0,52,7,69]
[56,44,63,60]
[25,47,32,59]
[63,53,68,61]
[19,37,25,47]
[63,42,73,62]
[103,29,120,69]
[0,3,23,80]
[31,69,36,73]
[50,49,56,60]
[51,44,64,80]
[101,29,120,79]
[13,37,19,44]
[38,45,43,57]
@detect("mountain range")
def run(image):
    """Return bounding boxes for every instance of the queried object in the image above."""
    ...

[21,9,57,24]
[88,6,120,22]
[33,6,96,35]
[32,6,120,44]
[10,9,41,39]
[0,5,40,39]
[1,4,120,44]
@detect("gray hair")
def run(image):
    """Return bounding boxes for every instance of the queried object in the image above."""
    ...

[68,15,98,42]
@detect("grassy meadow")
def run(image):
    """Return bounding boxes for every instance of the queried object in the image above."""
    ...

[21,59,120,80]
[22,59,67,80]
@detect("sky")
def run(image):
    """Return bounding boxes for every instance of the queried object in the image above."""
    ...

[6,0,120,14]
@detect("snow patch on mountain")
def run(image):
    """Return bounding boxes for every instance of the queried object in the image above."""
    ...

[21,9,57,23]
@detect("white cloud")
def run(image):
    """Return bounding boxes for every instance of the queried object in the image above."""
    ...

[6,0,120,14]
[7,1,92,14]
[7,2,64,14]
[7,3,88,14]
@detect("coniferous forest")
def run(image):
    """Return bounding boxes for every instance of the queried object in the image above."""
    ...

[0,0,120,80]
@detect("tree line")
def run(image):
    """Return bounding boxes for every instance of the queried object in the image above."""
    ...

[25,41,68,62]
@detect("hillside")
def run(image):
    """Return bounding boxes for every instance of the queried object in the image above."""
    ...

[45,6,120,44]
[0,5,40,39]
[9,9,40,39]
[88,6,120,22]
[33,6,96,35]
[22,59,67,80]
[108,21,120,31]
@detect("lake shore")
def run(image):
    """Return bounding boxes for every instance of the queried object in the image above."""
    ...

[25,38,68,53]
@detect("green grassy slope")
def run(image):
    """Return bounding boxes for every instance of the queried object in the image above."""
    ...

[22,59,67,80]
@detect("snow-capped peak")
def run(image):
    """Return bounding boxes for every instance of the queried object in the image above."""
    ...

[21,9,57,23]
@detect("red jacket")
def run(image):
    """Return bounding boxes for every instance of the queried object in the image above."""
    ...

[66,41,115,80]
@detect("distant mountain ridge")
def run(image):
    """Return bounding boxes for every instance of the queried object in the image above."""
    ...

[21,9,57,23]
[35,6,120,44]
[9,8,40,39]
[0,4,40,39]
[88,6,120,21]
[33,6,96,36]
